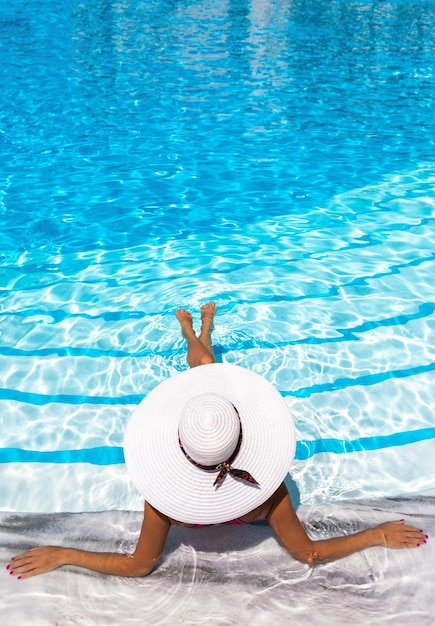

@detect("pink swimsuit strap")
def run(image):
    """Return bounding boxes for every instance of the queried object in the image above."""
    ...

[190,518,248,528]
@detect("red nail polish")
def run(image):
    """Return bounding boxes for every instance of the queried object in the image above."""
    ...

[425,535,429,539]
[9,570,14,575]
[11,557,15,561]
[6,564,11,570]
[18,576,22,580]
[416,543,420,547]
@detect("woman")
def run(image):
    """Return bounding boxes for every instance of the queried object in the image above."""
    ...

[6,303,427,580]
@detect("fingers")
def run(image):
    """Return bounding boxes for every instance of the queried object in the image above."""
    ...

[379,520,429,549]
[6,548,30,580]
[401,530,426,547]
[399,521,428,546]
[6,548,39,580]
[6,546,61,580]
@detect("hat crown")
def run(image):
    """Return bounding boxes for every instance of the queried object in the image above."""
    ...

[179,393,240,466]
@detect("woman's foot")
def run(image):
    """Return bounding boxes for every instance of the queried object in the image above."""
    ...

[176,305,216,368]
[176,308,196,340]
[199,302,216,352]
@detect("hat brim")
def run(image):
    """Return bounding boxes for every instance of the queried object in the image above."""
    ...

[124,363,296,524]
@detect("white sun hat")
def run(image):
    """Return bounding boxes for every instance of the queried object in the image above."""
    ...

[124,363,296,525]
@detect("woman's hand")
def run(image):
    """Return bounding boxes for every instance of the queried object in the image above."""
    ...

[376,520,428,549]
[6,546,67,580]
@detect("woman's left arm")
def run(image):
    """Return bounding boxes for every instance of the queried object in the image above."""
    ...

[7,501,171,580]
[267,483,427,565]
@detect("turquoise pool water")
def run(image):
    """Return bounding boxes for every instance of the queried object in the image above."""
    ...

[1,0,435,517]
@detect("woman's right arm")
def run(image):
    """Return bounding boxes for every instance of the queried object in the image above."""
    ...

[267,483,427,565]
[7,502,171,580]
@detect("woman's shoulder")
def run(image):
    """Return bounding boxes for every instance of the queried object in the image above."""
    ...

[238,482,289,523]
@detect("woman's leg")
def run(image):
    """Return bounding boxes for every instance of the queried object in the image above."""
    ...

[198,302,216,360]
[176,302,216,368]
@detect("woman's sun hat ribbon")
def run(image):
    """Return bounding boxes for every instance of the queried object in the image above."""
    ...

[124,363,296,525]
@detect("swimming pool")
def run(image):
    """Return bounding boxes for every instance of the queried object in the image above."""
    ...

[1,0,435,623]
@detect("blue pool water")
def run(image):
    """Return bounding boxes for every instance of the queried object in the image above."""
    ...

[1,0,435,623]
[2,0,435,511]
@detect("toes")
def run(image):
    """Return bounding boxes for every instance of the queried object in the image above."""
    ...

[176,308,192,320]
[200,302,216,318]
